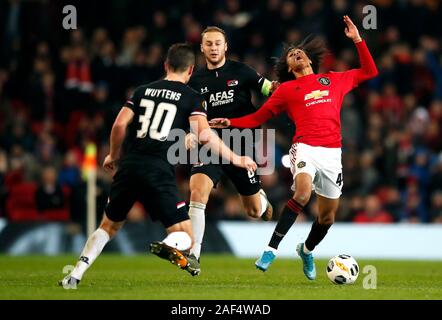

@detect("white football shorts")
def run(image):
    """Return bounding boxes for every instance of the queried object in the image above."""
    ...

[289,142,343,199]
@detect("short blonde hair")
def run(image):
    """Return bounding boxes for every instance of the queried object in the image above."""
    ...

[201,26,227,41]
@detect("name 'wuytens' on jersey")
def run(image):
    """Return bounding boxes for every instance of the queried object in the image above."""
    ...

[143,87,183,101]
[121,79,206,162]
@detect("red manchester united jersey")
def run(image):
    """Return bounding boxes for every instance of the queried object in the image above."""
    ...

[229,41,378,148]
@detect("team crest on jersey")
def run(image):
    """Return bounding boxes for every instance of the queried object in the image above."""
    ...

[297,161,306,169]
[227,80,239,87]
[318,77,331,86]
[201,87,209,93]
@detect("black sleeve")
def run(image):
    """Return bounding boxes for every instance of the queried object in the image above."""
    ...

[242,64,265,93]
[189,93,207,117]
[123,86,143,112]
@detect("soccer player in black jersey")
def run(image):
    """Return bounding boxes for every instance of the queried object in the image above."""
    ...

[59,43,256,287]
[186,26,278,272]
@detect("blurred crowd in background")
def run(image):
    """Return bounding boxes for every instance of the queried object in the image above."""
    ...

[0,0,441,229]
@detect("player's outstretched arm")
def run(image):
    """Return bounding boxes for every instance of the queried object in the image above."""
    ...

[209,99,278,129]
[344,15,378,81]
[104,106,134,172]
[189,115,257,172]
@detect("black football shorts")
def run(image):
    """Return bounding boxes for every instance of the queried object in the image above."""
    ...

[191,162,261,196]
[105,157,188,228]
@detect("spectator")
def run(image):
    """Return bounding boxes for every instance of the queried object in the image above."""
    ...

[382,186,402,222]
[400,178,427,222]
[0,149,7,217]
[358,150,380,194]
[35,166,65,212]
[58,150,81,188]
[353,195,394,223]
[430,191,442,223]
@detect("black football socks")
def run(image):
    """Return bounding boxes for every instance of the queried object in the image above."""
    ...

[268,199,305,249]
[304,219,332,251]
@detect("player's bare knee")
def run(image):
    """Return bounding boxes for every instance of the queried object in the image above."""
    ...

[318,214,335,225]
[99,221,120,238]
[293,192,310,207]
[190,188,209,204]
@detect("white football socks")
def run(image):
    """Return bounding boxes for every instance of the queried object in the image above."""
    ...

[71,228,110,280]
[189,201,206,259]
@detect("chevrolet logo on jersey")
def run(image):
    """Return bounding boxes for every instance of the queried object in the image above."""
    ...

[304,90,329,100]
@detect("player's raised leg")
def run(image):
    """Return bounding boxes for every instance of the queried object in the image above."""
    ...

[256,173,312,271]
[240,189,273,221]
[227,166,273,221]
[59,214,124,288]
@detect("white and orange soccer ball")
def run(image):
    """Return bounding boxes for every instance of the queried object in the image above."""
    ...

[326,254,359,285]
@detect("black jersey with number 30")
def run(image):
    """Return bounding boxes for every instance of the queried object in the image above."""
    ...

[188,60,266,120]
[121,80,206,161]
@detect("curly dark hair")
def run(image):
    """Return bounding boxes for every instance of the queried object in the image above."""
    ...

[275,35,328,83]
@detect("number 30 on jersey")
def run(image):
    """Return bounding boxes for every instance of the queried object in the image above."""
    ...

[137,98,177,141]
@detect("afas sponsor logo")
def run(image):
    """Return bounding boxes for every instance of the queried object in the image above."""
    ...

[209,90,234,106]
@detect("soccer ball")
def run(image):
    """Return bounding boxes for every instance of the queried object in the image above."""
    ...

[326,254,359,285]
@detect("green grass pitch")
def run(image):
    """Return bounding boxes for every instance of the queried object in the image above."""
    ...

[0,255,441,300]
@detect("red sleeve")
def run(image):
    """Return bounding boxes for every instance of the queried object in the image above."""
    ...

[336,40,378,94]
[354,40,378,83]
[230,85,287,128]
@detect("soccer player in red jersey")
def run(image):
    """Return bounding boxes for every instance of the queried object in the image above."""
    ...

[210,16,378,279]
